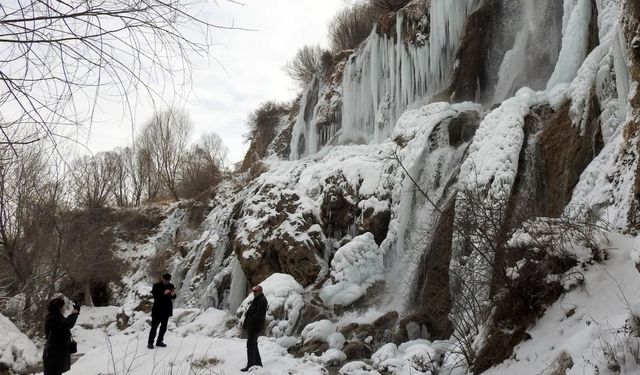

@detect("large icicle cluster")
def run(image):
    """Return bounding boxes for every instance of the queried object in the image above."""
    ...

[291,0,478,159]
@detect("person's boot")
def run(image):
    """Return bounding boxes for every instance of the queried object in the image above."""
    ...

[147,343,154,349]
[240,366,250,372]
[156,342,167,347]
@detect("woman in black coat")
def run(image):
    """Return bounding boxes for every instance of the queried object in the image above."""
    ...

[43,297,80,375]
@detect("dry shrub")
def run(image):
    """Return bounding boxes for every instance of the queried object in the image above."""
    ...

[245,102,289,145]
[147,247,173,279]
[241,102,290,172]
[370,0,411,12]
[328,2,381,52]
[60,208,125,306]
[116,208,166,242]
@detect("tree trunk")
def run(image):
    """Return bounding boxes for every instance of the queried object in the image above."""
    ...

[84,282,94,307]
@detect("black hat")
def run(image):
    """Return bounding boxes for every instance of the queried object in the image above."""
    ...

[47,297,65,313]
[162,273,171,281]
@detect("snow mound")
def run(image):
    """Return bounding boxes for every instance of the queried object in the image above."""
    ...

[177,308,231,337]
[318,348,347,365]
[328,332,346,350]
[320,232,383,306]
[0,313,39,372]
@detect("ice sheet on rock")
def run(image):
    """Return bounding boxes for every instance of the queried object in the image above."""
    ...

[320,232,383,306]
[301,319,338,344]
[459,89,542,196]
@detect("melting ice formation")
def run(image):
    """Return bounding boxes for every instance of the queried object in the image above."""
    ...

[290,0,630,160]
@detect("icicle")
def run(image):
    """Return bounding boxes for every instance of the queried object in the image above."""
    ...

[292,1,478,159]
[612,25,631,117]
[547,0,592,89]
[228,258,248,312]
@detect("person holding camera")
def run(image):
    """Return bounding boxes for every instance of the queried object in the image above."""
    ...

[148,273,176,349]
[43,297,80,375]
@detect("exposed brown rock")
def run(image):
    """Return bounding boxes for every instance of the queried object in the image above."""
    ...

[0,363,12,375]
[357,207,391,245]
[535,100,603,217]
[343,341,373,360]
[196,243,215,274]
[320,174,359,241]
[622,0,640,230]
[116,310,130,330]
[410,199,455,340]
[447,111,481,147]
[447,0,500,102]
[233,186,324,287]
[340,311,404,348]
[288,340,329,357]
[133,298,152,313]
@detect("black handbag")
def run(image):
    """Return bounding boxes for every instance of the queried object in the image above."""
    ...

[69,334,78,354]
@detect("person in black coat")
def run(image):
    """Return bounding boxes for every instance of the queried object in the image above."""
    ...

[43,297,80,375]
[241,285,268,372]
[147,273,176,349]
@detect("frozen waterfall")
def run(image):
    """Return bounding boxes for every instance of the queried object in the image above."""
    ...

[291,0,478,160]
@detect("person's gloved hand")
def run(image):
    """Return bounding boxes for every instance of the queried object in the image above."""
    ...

[73,302,81,313]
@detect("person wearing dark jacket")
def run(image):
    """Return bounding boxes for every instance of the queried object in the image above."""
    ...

[43,297,80,375]
[241,285,268,372]
[147,273,176,349]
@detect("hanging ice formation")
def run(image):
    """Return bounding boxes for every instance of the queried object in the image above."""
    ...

[546,0,593,89]
[290,0,478,160]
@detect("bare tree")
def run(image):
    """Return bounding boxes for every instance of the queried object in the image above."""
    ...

[285,45,328,86]
[71,152,118,209]
[370,0,411,12]
[196,132,229,168]
[0,0,243,148]
[137,108,192,200]
[61,208,123,307]
[119,147,145,206]
[135,144,161,203]
[110,149,130,208]
[179,132,227,199]
[0,144,69,325]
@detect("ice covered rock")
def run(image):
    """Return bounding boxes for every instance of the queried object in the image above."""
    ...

[0,314,38,372]
[320,233,383,306]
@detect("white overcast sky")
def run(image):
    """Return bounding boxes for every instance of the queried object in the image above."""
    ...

[85,0,347,163]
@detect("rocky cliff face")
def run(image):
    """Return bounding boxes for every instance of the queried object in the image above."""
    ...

[149,0,640,372]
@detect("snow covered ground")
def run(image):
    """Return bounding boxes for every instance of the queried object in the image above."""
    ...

[4,232,631,375]
[32,305,326,375]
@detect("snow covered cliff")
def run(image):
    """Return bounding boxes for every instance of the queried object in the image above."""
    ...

[153,0,640,373]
